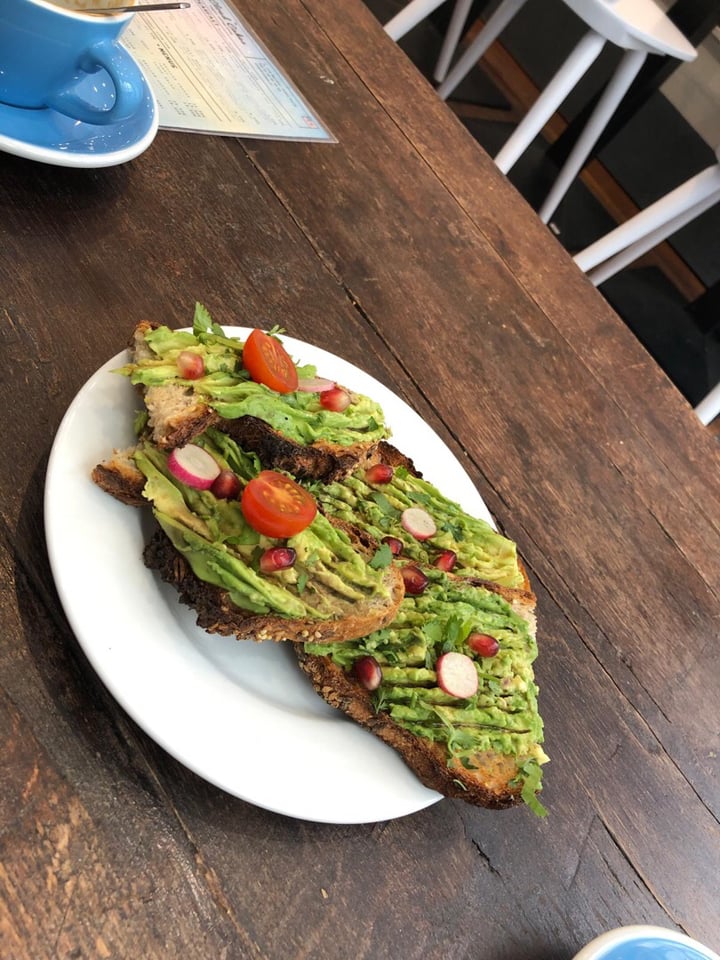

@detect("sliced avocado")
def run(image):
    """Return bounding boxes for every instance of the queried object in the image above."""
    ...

[313,464,525,588]
[134,433,393,621]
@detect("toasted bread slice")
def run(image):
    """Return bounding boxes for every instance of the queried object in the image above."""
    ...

[144,522,405,644]
[296,574,547,811]
[91,447,146,507]
[120,317,388,481]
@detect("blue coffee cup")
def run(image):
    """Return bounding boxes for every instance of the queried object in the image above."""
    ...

[0,0,145,125]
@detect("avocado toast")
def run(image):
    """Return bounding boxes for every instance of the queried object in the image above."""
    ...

[297,443,548,814]
[93,430,404,643]
[297,571,547,812]
[117,305,389,481]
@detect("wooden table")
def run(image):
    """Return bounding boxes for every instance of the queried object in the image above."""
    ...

[1,1,719,956]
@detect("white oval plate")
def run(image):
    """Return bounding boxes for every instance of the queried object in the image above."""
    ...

[44,328,494,823]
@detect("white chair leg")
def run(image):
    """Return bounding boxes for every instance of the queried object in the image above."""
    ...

[436,0,528,101]
[574,163,720,273]
[587,187,720,286]
[433,0,474,83]
[494,29,607,174]
[384,0,448,41]
[695,381,720,426]
[538,47,647,224]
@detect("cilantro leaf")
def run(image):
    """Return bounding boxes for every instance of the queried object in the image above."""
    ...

[370,491,401,519]
[369,542,393,570]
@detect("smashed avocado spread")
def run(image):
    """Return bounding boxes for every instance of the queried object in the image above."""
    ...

[117,304,388,447]
[304,570,547,815]
[134,429,392,620]
[313,465,525,588]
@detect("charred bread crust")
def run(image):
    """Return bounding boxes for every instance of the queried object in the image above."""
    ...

[208,416,379,482]
[142,523,406,644]
[372,440,422,476]
[294,646,523,808]
[91,451,146,507]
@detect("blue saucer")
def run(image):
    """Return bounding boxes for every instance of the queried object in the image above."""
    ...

[574,928,719,960]
[0,67,158,168]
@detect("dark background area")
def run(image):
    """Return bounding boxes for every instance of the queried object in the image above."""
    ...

[365,0,720,411]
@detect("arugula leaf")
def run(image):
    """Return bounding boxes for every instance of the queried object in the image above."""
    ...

[193,302,214,336]
[516,759,548,818]
[133,409,148,436]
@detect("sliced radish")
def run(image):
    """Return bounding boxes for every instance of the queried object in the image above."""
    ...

[401,507,436,541]
[297,376,336,393]
[436,652,478,699]
[167,444,221,490]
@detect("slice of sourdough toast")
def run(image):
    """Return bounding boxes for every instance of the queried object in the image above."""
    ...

[143,522,404,644]
[92,432,405,644]
[296,571,547,812]
[117,310,389,481]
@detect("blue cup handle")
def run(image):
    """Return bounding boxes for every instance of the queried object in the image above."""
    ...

[45,39,144,126]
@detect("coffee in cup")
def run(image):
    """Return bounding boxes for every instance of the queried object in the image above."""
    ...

[0,0,146,125]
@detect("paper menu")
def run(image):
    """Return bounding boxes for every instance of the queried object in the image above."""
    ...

[123,0,335,142]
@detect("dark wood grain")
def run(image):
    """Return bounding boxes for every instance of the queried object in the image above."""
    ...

[0,0,718,957]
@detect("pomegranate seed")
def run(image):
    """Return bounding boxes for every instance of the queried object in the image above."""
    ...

[401,565,428,596]
[365,463,394,484]
[320,387,351,412]
[382,536,403,557]
[352,655,382,691]
[210,469,241,500]
[467,633,500,658]
[177,350,205,380]
[436,652,478,699]
[434,549,457,572]
[259,547,297,574]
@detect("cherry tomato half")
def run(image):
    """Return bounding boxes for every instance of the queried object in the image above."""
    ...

[242,329,298,394]
[241,471,317,538]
